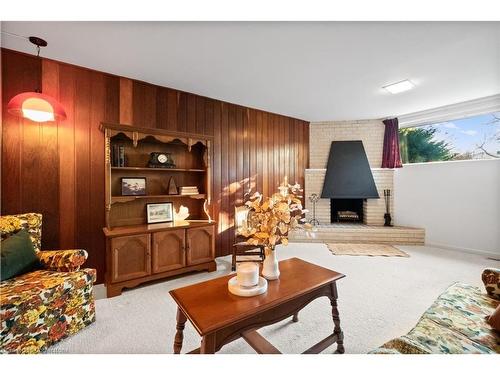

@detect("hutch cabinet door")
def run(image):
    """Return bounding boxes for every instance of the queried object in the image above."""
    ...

[152,230,186,273]
[110,234,151,283]
[186,225,215,266]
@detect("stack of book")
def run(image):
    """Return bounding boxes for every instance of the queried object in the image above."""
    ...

[179,186,199,195]
[111,145,125,167]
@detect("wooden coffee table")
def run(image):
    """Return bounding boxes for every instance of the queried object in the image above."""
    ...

[169,257,345,354]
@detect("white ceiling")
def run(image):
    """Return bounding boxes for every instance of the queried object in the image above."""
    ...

[2,21,499,122]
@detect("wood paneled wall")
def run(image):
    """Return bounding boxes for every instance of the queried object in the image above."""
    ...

[1,48,309,283]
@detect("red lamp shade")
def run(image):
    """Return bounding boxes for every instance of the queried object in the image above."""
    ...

[7,92,67,122]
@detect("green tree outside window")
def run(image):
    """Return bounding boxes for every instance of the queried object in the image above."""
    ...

[399,127,455,163]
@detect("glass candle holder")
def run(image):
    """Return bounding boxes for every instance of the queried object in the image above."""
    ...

[236,262,259,288]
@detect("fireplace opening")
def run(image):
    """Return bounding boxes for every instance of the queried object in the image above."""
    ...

[330,199,364,223]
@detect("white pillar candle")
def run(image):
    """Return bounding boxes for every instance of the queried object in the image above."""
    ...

[236,262,259,288]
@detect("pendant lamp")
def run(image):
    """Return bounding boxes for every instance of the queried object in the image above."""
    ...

[7,36,66,123]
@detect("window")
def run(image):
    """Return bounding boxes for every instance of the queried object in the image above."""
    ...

[399,112,500,163]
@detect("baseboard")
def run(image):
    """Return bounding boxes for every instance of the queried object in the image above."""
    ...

[426,242,500,259]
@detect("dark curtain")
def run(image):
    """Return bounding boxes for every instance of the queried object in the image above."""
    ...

[382,118,403,168]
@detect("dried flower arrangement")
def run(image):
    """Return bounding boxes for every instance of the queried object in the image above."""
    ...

[238,182,311,256]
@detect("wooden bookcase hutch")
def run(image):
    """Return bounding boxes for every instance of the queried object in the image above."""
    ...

[101,123,216,297]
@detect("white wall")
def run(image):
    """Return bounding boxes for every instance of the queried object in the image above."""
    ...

[394,159,500,256]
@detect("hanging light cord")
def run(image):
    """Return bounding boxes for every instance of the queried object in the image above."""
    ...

[2,31,45,93]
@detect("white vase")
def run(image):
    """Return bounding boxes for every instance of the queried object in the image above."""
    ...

[262,247,280,280]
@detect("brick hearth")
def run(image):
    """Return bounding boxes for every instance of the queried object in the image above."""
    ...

[290,224,425,245]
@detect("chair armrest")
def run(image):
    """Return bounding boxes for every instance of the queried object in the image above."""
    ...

[482,268,500,300]
[38,249,88,272]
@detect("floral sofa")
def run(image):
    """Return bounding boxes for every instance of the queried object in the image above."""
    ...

[0,213,96,354]
[371,269,500,354]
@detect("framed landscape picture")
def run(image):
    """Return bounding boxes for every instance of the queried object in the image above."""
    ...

[146,202,174,224]
[121,177,146,196]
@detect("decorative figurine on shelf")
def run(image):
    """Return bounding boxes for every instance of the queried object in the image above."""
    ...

[384,189,393,227]
[148,152,175,168]
[174,205,190,222]
[167,177,178,195]
[308,193,320,226]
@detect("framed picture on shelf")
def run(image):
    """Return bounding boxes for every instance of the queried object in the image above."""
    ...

[146,202,174,224]
[121,177,146,196]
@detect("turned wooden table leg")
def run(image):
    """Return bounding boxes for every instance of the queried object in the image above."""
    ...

[330,283,345,354]
[174,307,187,354]
[292,312,299,322]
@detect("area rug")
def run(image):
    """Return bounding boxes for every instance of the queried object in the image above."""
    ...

[327,243,409,257]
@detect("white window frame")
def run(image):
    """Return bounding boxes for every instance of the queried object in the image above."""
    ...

[398,94,500,128]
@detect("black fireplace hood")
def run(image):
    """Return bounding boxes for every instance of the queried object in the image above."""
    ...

[321,141,379,199]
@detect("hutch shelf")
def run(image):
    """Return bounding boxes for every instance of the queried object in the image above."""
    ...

[111,194,206,204]
[101,123,216,297]
[111,167,206,172]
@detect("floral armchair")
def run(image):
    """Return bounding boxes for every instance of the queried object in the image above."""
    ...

[0,213,96,354]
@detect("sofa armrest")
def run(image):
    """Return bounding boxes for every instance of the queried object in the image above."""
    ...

[482,268,500,300]
[38,249,88,272]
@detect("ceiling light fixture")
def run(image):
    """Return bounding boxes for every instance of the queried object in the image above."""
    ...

[383,79,415,94]
[7,36,66,123]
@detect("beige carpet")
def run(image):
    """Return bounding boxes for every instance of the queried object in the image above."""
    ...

[46,243,498,354]
[327,243,409,257]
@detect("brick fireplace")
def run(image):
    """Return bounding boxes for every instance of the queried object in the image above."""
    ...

[305,120,394,226]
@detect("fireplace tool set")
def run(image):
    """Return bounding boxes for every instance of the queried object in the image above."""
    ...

[383,189,393,227]
[308,193,320,226]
